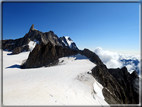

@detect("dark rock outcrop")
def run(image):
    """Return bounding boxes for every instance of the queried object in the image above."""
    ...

[21,41,78,68]
[2,37,30,54]
[20,40,105,69]
[108,67,139,104]
[23,24,62,46]
[79,49,103,65]
[2,39,16,51]
[92,64,139,104]
[29,24,34,32]
[12,45,29,55]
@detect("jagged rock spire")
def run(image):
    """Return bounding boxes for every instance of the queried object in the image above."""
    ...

[29,24,34,32]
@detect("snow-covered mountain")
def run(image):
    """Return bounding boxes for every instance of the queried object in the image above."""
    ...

[1,24,79,54]
[59,36,78,50]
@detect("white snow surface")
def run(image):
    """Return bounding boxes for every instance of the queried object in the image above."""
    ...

[28,40,38,51]
[65,36,73,48]
[3,51,109,106]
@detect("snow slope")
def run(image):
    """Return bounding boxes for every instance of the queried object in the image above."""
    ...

[64,36,73,48]
[28,39,39,52]
[3,51,109,106]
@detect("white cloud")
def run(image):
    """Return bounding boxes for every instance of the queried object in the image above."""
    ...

[106,59,123,68]
[126,64,135,74]
[94,47,140,74]
[94,47,122,68]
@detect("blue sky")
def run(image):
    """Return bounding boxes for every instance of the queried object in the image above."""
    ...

[3,2,139,55]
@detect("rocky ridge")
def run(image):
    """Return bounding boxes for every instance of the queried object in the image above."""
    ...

[92,64,139,105]
[21,41,78,68]
[2,24,78,54]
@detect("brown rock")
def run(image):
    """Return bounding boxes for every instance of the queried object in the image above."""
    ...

[12,45,29,55]
[21,41,78,68]
[92,64,139,104]
[29,24,34,32]
[79,49,103,65]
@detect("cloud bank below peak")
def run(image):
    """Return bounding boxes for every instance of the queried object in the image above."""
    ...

[94,47,140,74]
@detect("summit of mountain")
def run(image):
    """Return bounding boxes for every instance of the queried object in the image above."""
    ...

[2,24,79,54]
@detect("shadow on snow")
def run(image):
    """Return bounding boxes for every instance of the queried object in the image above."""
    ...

[72,54,89,60]
[6,64,21,69]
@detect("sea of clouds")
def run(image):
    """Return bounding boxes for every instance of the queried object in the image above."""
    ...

[94,47,140,74]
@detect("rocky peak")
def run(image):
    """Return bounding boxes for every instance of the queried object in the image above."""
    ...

[29,24,34,32]
[49,30,54,34]
[131,70,139,78]
[2,24,80,54]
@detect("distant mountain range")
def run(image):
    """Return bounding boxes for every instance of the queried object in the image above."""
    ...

[1,24,139,105]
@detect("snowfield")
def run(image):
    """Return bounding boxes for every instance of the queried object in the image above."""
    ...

[3,51,109,106]
[65,36,73,48]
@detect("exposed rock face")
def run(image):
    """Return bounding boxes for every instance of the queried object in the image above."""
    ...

[108,68,139,104]
[2,39,16,51]
[24,25,62,46]
[20,40,105,69]
[21,41,78,68]
[2,37,30,54]
[29,24,34,31]
[2,24,79,54]
[79,49,103,65]
[92,64,139,104]
[12,45,29,55]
